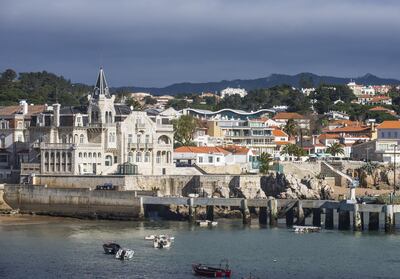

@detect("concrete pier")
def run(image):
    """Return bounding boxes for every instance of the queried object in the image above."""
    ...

[385,205,395,233]
[206,205,214,221]
[368,212,379,231]
[325,208,334,229]
[241,199,251,225]
[268,199,278,227]
[296,201,305,225]
[188,198,196,223]
[286,208,294,227]
[353,203,362,231]
[259,206,268,225]
[312,208,322,227]
[338,210,350,230]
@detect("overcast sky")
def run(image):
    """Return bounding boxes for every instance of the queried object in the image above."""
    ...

[1,0,399,87]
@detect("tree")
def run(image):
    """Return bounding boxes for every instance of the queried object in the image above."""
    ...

[171,115,198,146]
[1,69,17,82]
[144,96,157,105]
[281,144,306,160]
[125,97,142,110]
[283,119,298,138]
[259,152,273,174]
[326,142,344,156]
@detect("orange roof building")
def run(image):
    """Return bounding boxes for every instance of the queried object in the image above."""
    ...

[377,121,400,129]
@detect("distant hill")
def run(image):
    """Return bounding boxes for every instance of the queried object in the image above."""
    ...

[112,72,400,96]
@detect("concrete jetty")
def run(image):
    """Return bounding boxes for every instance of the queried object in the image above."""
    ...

[2,184,399,232]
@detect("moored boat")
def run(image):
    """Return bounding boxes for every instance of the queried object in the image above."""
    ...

[192,263,231,278]
[103,242,121,254]
[115,248,134,260]
[293,225,321,233]
[153,236,172,248]
[144,235,156,240]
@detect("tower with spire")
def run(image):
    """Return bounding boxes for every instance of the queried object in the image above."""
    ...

[88,67,116,124]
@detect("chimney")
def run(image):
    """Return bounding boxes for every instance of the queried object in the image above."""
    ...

[19,100,28,115]
[53,103,61,127]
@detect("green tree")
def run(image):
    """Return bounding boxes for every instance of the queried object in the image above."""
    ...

[283,119,298,138]
[171,115,198,146]
[125,97,142,110]
[144,96,157,105]
[259,152,273,174]
[1,69,17,82]
[326,142,345,156]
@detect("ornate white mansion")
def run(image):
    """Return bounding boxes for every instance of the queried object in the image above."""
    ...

[0,68,174,182]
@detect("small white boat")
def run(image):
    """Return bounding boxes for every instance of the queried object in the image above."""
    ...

[153,236,172,248]
[115,248,134,260]
[196,220,209,227]
[145,234,174,241]
[144,235,156,240]
[209,221,218,227]
[293,225,320,233]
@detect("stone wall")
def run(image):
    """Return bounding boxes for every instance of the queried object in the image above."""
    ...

[3,185,142,219]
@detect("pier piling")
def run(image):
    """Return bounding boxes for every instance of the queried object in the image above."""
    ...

[268,199,278,227]
[338,210,350,230]
[368,212,379,231]
[385,205,395,233]
[353,204,362,231]
[296,201,305,226]
[312,208,322,227]
[259,206,268,225]
[206,205,214,221]
[325,208,334,229]
[241,199,251,225]
[188,198,196,223]
[286,208,294,227]
[139,197,145,219]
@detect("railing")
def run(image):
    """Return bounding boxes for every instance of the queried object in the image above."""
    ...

[40,143,76,150]
[128,143,154,149]
[20,163,41,175]
[156,124,173,131]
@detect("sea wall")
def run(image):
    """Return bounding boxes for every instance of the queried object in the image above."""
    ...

[3,185,142,219]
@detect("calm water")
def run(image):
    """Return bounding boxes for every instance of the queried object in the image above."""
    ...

[1,216,400,279]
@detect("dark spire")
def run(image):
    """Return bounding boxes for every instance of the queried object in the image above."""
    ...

[92,67,110,99]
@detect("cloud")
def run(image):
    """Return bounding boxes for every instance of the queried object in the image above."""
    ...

[1,0,400,86]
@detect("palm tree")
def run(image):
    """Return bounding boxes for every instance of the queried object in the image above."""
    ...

[283,119,298,138]
[259,152,273,174]
[326,142,344,157]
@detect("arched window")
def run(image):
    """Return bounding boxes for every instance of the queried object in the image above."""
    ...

[62,135,67,143]
[93,153,97,158]
[84,152,87,158]
[98,152,101,158]
[79,152,82,158]
[158,135,170,144]
[128,152,134,163]
[136,152,142,162]
[144,152,150,163]
[105,155,112,166]
[145,135,150,143]
[88,152,92,158]
[74,134,78,143]
[79,134,84,144]
[156,151,161,164]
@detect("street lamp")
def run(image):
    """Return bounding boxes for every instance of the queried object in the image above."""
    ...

[392,144,398,196]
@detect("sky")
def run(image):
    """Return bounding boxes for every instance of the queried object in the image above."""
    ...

[1,0,400,87]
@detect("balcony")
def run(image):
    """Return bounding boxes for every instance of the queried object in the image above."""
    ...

[128,142,154,150]
[156,124,173,132]
[40,143,76,150]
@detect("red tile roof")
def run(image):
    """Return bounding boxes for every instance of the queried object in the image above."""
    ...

[328,126,370,133]
[273,112,305,120]
[272,129,288,137]
[0,105,46,116]
[377,121,400,129]
[222,145,250,155]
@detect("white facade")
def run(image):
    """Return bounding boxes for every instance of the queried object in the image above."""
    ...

[220,87,248,98]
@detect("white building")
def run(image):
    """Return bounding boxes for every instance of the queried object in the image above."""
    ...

[220,87,248,98]
[21,68,174,178]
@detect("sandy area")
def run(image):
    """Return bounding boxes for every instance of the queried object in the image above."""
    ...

[332,186,392,198]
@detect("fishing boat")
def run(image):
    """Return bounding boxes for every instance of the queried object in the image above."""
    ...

[192,262,231,278]
[153,235,172,248]
[115,248,134,260]
[102,242,121,254]
[196,220,209,227]
[293,225,321,233]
